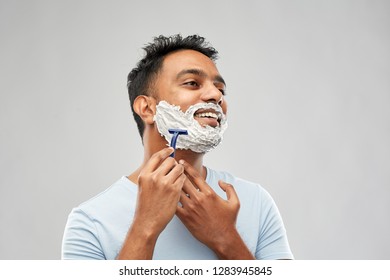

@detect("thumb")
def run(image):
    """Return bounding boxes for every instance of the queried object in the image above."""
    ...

[218,180,239,204]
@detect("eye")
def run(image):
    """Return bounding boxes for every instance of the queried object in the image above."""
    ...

[183,80,199,87]
[216,86,226,96]
[215,81,226,96]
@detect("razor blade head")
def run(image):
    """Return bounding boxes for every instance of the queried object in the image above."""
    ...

[168,128,188,157]
[168,129,188,135]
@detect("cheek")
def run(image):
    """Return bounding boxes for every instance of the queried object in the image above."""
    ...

[173,96,199,111]
[221,102,228,115]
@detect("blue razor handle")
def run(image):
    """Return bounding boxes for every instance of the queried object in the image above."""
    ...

[168,129,188,157]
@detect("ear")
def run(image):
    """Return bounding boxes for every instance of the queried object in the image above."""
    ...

[133,95,156,125]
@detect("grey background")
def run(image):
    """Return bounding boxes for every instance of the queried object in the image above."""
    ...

[1,0,389,259]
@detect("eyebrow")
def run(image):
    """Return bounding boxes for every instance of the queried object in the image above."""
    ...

[176,68,226,87]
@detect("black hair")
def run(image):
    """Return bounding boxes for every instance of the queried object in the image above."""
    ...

[127,34,219,139]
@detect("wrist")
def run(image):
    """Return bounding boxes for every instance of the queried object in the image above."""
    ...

[117,219,160,260]
[211,229,255,260]
[131,217,161,243]
[211,229,239,259]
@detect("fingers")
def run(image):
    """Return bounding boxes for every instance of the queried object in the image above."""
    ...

[148,147,183,182]
[176,191,190,218]
[173,172,187,188]
[144,147,174,173]
[158,160,186,188]
[181,177,198,196]
[177,161,238,204]
[158,156,180,176]
[139,147,185,189]
[179,191,190,205]
[178,159,208,192]
[218,180,239,205]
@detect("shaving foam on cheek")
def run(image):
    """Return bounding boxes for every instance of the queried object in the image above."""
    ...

[153,101,228,153]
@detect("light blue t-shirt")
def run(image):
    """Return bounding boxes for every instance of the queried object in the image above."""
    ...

[62,167,293,260]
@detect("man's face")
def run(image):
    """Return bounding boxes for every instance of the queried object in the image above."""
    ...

[153,49,227,128]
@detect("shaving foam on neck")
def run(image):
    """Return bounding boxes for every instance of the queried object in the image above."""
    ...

[153,101,228,153]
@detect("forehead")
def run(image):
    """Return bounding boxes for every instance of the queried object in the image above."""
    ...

[160,49,220,77]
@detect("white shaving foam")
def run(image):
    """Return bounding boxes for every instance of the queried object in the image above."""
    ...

[153,101,228,153]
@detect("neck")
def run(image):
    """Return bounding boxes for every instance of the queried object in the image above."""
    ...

[128,128,206,184]
[174,149,205,176]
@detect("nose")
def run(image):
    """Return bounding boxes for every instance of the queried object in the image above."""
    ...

[201,83,224,106]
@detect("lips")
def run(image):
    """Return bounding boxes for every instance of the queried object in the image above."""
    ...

[194,109,222,127]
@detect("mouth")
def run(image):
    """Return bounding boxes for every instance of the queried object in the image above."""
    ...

[194,109,222,128]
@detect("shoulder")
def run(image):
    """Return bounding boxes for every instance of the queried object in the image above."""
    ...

[73,176,137,221]
[62,177,137,259]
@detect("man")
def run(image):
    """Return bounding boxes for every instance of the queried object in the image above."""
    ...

[62,34,293,260]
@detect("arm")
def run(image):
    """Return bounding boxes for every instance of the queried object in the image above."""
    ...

[255,188,294,260]
[176,160,255,260]
[62,208,105,260]
[117,147,186,259]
